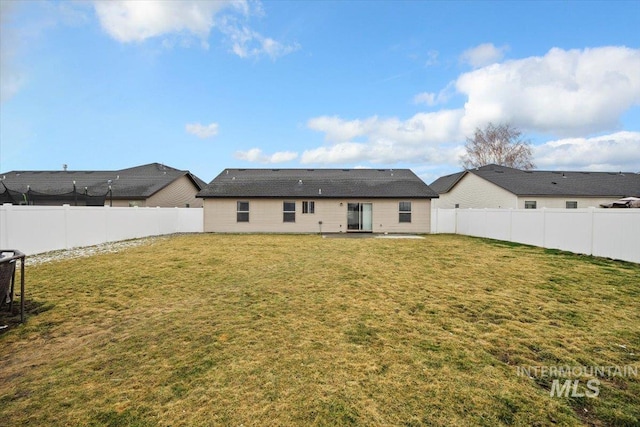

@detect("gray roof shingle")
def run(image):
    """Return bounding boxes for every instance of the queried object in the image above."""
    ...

[430,164,640,197]
[197,168,438,199]
[0,163,206,199]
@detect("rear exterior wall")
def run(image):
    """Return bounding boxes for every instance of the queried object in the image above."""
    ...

[203,198,431,233]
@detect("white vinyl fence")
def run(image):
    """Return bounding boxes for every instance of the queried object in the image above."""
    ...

[0,204,203,255]
[431,208,640,264]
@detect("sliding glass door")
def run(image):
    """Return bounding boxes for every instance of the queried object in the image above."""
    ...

[347,203,372,232]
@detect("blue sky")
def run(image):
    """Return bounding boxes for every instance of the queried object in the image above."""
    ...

[1,0,639,183]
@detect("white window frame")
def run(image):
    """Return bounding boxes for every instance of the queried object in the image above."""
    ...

[283,201,296,223]
[566,201,578,209]
[237,201,250,222]
[302,201,315,214]
[399,201,412,223]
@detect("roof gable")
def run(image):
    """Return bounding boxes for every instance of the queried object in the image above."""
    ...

[197,168,438,199]
[429,171,467,194]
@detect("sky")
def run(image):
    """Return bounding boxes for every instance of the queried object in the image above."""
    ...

[1,0,639,184]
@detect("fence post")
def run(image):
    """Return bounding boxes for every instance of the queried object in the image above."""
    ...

[63,204,71,249]
[454,208,458,235]
[1,203,11,248]
[589,207,595,256]
[541,208,546,249]
[432,207,438,234]
[508,208,513,242]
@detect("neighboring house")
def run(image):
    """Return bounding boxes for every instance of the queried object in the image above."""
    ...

[431,164,640,209]
[0,163,207,208]
[197,168,438,233]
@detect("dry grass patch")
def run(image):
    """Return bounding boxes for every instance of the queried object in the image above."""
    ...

[1,234,638,426]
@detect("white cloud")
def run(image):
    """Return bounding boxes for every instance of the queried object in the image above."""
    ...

[457,46,640,136]
[460,43,509,68]
[1,1,27,102]
[218,18,300,60]
[92,0,299,58]
[534,131,640,171]
[1,1,86,103]
[246,47,639,170]
[413,83,455,106]
[92,0,236,43]
[301,111,464,164]
[413,92,436,106]
[235,148,298,163]
[307,111,464,145]
[186,122,219,138]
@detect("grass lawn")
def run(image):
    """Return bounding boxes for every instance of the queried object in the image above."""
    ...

[1,234,638,426]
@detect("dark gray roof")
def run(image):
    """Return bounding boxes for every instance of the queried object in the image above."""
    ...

[197,168,438,199]
[0,163,206,199]
[429,171,465,194]
[431,164,640,197]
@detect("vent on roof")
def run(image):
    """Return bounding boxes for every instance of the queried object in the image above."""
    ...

[551,182,557,185]
[495,170,504,173]
[307,169,315,171]
[238,169,246,171]
[33,171,42,174]
[298,180,303,185]
[342,169,350,171]
[524,171,533,173]
[272,169,280,171]
[378,169,386,171]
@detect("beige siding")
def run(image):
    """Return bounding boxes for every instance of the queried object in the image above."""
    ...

[516,196,621,209]
[146,175,203,208]
[105,176,202,208]
[433,173,518,209]
[108,200,140,207]
[203,198,431,233]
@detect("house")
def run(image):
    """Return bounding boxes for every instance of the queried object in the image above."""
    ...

[0,163,207,208]
[430,164,640,209]
[197,168,438,233]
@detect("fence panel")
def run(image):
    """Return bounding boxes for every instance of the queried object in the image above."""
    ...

[432,208,639,264]
[592,210,639,262]
[0,204,203,255]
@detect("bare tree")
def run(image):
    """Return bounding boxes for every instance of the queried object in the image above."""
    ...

[460,122,535,170]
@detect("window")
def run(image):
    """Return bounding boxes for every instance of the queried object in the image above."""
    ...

[566,201,578,209]
[524,201,537,209]
[399,201,412,223]
[237,201,249,222]
[454,203,460,209]
[283,201,296,222]
[302,201,315,214]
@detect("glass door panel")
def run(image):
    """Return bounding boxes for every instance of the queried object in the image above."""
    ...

[347,203,360,230]
[347,203,373,232]
[362,203,372,231]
